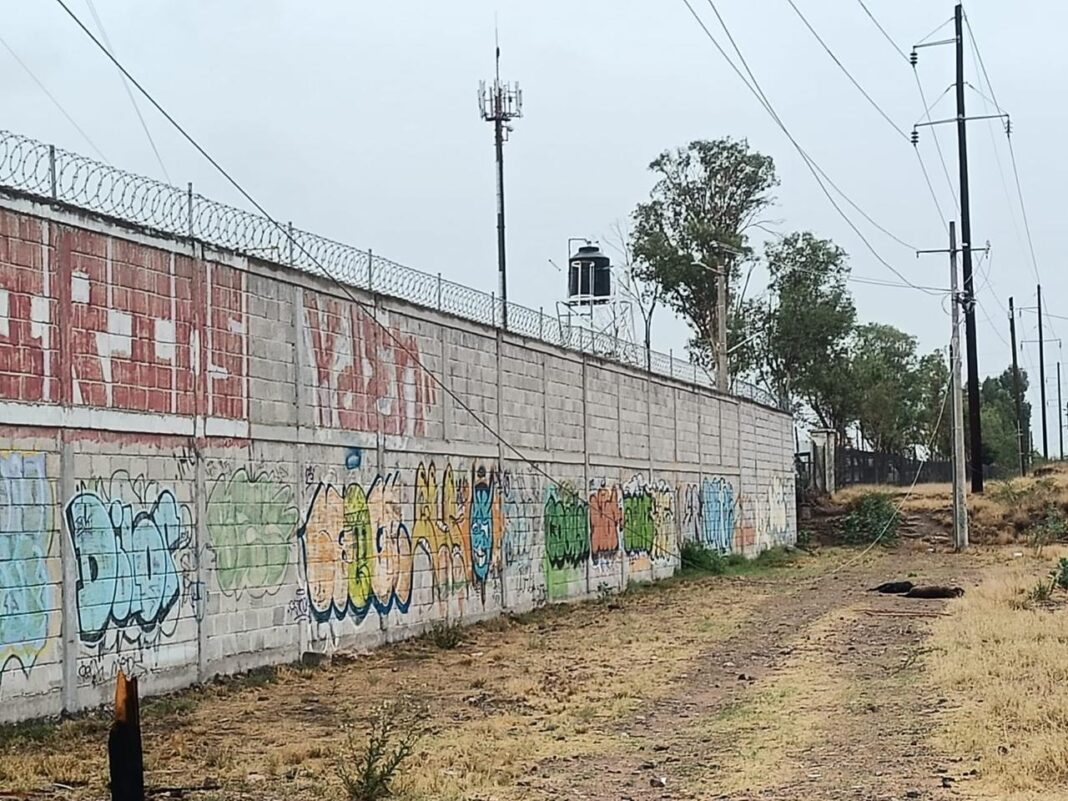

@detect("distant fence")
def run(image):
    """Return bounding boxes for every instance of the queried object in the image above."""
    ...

[0,129,784,411]
[835,447,953,488]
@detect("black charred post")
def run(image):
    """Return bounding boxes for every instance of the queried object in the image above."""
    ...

[109,672,145,801]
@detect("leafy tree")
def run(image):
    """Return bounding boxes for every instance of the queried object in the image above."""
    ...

[632,138,778,372]
[914,350,951,458]
[755,232,857,428]
[851,323,921,455]
[966,367,1032,469]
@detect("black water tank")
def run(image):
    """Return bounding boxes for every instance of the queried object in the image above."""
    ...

[568,245,611,304]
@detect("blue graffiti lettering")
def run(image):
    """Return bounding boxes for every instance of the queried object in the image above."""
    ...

[701,478,736,552]
[65,486,187,645]
[0,453,53,678]
[469,467,495,584]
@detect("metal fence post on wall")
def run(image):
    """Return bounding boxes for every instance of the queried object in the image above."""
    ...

[491,292,497,328]
[48,144,57,200]
[436,272,443,310]
[367,249,374,291]
[539,306,544,339]
[186,183,194,238]
[287,221,294,266]
[669,349,674,378]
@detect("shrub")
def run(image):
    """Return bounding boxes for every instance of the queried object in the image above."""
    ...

[842,492,900,545]
[1028,579,1053,605]
[795,528,814,549]
[336,701,422,801]
[679,540,726,575]
[1055,558,1068,591]
[425,618,464,650]
[1028,505,1068,556]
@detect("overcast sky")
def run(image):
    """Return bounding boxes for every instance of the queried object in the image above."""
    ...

[4,1,1064,452]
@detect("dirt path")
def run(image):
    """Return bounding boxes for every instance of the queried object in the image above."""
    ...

[0,545,990,801]
[524,546,984,801]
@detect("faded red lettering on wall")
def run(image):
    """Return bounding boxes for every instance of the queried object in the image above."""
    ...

[304,293,435,437]
[0,212,247,420]
[0,211,56,403]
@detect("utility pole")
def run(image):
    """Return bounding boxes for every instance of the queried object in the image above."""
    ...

[1009,297,1026,475]
[1038,283,1048,459]
[913,5,1011,490]
[955,3,983,493]
[949,222,969,549]
[479,39,522,330]
[1059,360,1064,459]
[716,265,728,392]
[917,226,989,493]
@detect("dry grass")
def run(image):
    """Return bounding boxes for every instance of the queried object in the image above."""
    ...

[927,547,1068,799]
[835,464,1068,545]
[0,571,787,801]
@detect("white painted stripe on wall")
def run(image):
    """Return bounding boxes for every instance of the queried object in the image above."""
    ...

[0,401,249,439]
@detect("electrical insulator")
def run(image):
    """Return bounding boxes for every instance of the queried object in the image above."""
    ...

[911,129,920,146]
[1005,117,1013,137]
[909,50,918,67]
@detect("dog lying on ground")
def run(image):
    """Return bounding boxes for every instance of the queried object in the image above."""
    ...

[904,585,965,599]
[868,581,914,594]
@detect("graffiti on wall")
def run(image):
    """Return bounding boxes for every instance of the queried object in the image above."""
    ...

[304,295,436,437]
[620,479,654,557]
[299,471,413,624]
[206,467,300,597]
[680,478,737,552]
[543,485,589,600]
[299,460,508,627]
[65,473,193,647]
[620,476,675,572]
[412,462,470,605]
[0,452,54,680]
[469,465,501,586]
[588,481,622,563]
[501,470,537,595]
[761,475,791,547]
[0,222,248,418]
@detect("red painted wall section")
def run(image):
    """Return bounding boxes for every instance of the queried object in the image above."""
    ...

[0,210,56,403]
[0,209,248,420]
[304,291,435,437]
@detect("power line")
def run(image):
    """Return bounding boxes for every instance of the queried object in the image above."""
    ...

[678,0,938,297]
[81,0,171,183]
[755,224,950,294]
[855,0,909,63]
[785,0,909,140]
[0,34,108,161]
[912,60,959,214]
[963,11,1039,286]
[699,0,919,250]
[855,3,957,212]
[965,8,1054,364]
[784,0,948,227]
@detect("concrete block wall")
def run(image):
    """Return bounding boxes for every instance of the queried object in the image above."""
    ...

[0,193,795,723]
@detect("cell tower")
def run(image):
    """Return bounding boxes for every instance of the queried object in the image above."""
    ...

[479,36,522,330]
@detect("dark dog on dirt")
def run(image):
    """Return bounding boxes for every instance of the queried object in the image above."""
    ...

[904,585,965,599]
[869,581,915,594]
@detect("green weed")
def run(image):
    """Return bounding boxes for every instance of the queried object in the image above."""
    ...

[842,492,900,545]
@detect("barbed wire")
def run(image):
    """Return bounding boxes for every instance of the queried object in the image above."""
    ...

[0,128,781,409]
